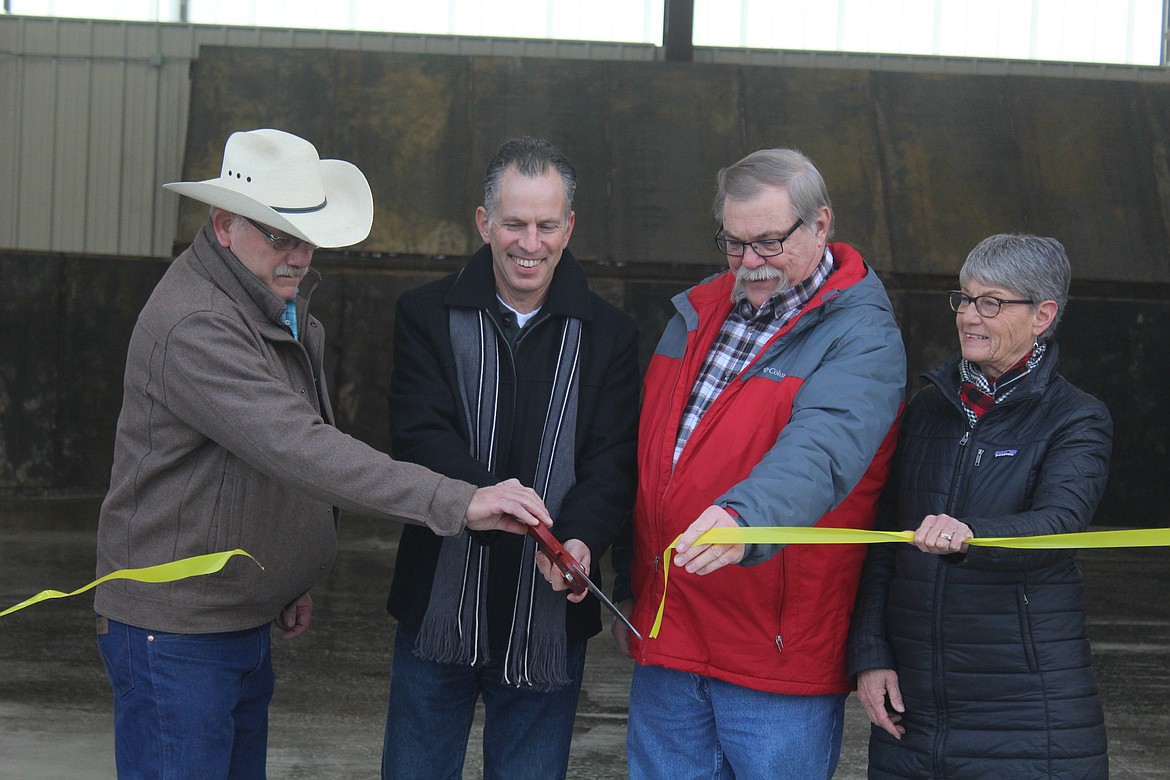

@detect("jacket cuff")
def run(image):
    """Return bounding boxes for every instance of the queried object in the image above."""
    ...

[425,477,478,536]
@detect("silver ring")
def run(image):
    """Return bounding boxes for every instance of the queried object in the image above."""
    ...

[940,532,953,542]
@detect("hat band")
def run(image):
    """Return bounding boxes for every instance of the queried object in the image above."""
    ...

[272,198,328,214]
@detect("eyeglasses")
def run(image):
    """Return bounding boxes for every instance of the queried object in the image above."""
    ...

[949,291,1034,318]
[245,217,313,252]
[715,218,804,258]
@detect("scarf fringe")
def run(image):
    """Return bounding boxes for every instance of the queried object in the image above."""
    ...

[413,612,484,667]
[509,633,571,692]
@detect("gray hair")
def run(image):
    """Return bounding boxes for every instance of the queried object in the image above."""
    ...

[960,234,1070,341]
[207,207,246,229]
[713,148,834,238]
[483,137,576,224]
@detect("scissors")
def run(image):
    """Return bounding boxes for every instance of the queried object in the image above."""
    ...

[528,523,643,641]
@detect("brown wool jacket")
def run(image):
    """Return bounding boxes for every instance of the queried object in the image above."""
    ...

[95,222,476,633]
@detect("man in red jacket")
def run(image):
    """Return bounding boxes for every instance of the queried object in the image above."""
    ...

[612,148,905,779]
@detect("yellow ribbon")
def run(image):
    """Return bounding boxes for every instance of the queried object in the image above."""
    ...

[649,527,1170,639]
[1,549,261,619]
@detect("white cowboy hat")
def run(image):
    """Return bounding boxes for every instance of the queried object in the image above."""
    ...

[164,128,373,248]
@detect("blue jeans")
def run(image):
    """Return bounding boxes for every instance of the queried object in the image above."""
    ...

[627,663,846,780]
[381,624,588,780]
[97,617,275,780]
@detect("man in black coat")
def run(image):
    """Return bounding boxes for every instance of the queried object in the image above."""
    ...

[380,137,640,779]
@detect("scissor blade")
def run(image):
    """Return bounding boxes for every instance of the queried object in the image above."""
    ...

[574,568,642,641]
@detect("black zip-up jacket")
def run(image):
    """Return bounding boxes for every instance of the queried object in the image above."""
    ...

[848,344,1112,779]
[386,246,640,650]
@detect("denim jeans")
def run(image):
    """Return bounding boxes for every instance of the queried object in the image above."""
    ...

[381,624,588,780]
[627,663,846,780]
[97,617,275,780]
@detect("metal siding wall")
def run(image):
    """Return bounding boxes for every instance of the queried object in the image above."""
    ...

[0,18,184,256]
[0,22,22,247]
[152,26,197,255]
[16,21,57,250]
[120,25,160,255]
[52,22,92,254]
[86,57,127,253]
[0,16,656,257]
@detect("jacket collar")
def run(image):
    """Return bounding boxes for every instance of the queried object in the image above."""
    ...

[444,244,594,322]
[188,220,320,329]
[677,241,874,330]
[929,341,1061,405]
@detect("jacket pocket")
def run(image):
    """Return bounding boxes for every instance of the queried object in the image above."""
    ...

[772,552,788,654]
[1016,585,1039,673]
[209,470,245,560]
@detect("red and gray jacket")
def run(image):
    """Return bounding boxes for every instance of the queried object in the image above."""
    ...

[622,243,905,695]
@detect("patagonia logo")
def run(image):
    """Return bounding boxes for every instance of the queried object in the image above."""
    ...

[761,367,787,379]
[994,449,1018,458]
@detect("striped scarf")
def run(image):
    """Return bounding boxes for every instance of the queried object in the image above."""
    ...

[412,307,582,691]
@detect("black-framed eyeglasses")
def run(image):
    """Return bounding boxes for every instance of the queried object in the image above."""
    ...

[949,290,1034,318]
[715,218,804,258]
[245,217,313,252]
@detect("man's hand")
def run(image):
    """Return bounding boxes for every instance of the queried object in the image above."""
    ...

[912,513,973,555]
[672,505,745,575]
[610,598,635,658]
[465,478,553,533]
[276,593,312,640]
[535,538,592,604]
[857,668,906,739]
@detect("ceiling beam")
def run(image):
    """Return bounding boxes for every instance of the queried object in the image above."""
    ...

[663,0,694,63]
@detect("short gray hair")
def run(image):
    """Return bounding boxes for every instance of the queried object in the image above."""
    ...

[713,148,834,238]
[960,234,1071,341]
[483,137,576,224]
[207,206,245,229]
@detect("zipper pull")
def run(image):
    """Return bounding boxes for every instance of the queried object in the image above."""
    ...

[653,555,662,574]
[959,431,970,447]
[974,448,984,467]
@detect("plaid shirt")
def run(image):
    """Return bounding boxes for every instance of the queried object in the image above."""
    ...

[673,250,835,465]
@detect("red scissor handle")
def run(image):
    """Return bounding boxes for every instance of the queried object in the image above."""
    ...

[527,523,588,596]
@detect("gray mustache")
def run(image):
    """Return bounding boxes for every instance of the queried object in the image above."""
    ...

[274,265,308,279]
[736,266,785,282]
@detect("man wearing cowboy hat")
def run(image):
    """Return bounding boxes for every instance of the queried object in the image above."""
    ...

[93,128,553,779]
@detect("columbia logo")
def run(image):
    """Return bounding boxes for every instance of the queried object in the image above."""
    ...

[761,367,787,378]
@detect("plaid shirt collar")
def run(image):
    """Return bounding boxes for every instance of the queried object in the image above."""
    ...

[673,249,835,464]
[729,248,835,326]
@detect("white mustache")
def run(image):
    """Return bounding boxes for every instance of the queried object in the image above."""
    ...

[274,264,308,279]
[736,265,786,282]
[732,265,790,304]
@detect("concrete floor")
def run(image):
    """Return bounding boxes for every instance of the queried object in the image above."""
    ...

[1,495,1167,779]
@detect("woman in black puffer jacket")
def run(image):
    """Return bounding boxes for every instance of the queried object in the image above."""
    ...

[848,234,1112,779]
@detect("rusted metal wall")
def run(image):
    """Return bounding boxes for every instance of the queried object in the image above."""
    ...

[4,250,1166,528]
[177,47,1170,285]
[5,43,1170,527]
